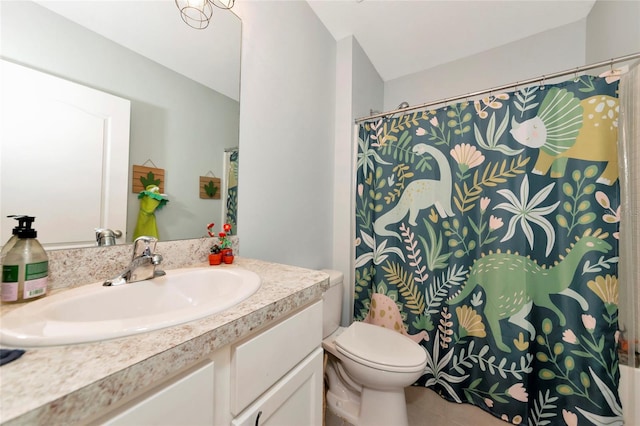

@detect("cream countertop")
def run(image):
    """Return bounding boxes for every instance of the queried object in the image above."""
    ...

[0,257,329,425]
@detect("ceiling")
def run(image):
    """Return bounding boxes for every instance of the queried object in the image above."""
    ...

[307,0,597,82]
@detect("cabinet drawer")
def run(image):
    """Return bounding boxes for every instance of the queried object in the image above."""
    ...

[231,301,322,414]
[232,347,324,426]
[101,361,215,426]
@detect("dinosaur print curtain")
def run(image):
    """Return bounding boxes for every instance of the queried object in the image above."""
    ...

[354,76,622,425]
[224,148,238,232]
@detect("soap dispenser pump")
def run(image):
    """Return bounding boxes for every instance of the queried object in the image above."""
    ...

[1,215,29,263]
[1,216,49,303]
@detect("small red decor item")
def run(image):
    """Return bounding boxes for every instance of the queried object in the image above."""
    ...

[209,253,222,265]
[207,222,233,265]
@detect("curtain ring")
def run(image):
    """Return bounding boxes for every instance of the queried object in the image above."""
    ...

[540,75,546,90]
[574,67,580,82]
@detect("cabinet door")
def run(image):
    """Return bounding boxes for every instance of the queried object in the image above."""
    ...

[231,301,322,414]
[101,361,214,426]
[232,347,323,426]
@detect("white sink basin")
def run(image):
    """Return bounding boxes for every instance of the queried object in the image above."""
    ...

[0,266,261,347]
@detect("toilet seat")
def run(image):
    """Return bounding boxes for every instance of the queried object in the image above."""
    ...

[335,322,426,373]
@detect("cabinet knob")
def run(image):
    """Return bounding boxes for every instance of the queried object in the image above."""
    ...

[255,410,262,426]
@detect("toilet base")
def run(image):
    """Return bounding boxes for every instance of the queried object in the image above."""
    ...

[325,358,361,424]
[326,387,360,425]
[326,384,409,426]
[325,357,410,426]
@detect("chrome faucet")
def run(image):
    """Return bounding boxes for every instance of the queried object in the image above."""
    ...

[103,236,166,286]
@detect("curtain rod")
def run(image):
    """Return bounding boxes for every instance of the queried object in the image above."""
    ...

[355,51,640,124]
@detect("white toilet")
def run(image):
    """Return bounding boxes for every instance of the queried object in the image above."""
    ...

[321,270,427,426]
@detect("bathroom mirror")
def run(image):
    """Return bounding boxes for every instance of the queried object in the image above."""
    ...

[0,0,241,248]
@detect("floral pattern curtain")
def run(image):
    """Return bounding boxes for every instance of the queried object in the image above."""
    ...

[224,148,238,232]
[354,76,622,425]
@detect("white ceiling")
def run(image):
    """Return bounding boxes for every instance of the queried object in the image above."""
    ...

[307,0,597,82]
[33,0,241,101]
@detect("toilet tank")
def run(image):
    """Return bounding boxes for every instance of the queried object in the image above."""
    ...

[321,269,343,338]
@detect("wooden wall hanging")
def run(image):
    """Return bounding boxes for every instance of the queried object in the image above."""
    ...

[132,163,165,193]
[200,176,221,199]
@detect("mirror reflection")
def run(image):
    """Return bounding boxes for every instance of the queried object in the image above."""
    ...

[222,147,239,232]
[0,0,241,249]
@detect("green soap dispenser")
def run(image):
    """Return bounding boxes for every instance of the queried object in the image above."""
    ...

[1,216,49,303]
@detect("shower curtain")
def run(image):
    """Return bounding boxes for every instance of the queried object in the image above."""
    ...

[223,148,238,232]
[355,76,622,424]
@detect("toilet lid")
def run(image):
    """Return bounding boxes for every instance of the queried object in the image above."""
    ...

[335,322,426,372]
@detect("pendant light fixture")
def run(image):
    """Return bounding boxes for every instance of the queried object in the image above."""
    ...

[175,0,235,30]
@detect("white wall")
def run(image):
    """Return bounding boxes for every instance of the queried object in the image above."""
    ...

[351,39,385,120]
[384,0,640,111]
[384,19,587,110]
[586,0,640,63]
[234,1,336,269]
[333,36,384,325]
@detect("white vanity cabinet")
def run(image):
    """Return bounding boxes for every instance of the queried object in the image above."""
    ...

[95,301,323,426]
[230,301,323,425]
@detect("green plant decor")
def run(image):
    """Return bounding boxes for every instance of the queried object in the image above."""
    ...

[140,171,161,188]
[204,180,218,198]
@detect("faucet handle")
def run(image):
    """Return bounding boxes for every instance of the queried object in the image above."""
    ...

[132,236,158,259]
